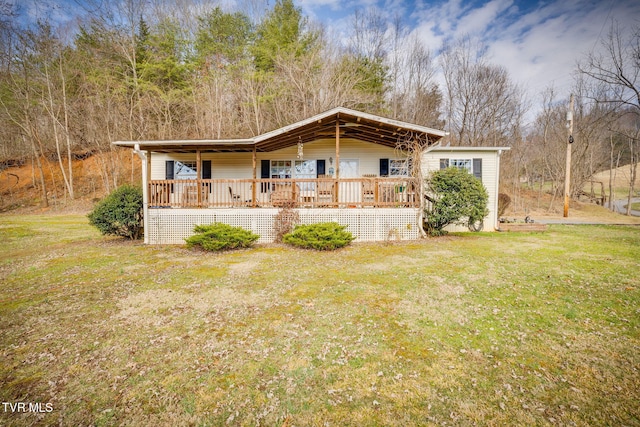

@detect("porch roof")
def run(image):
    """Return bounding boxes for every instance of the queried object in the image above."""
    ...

[113,107,447,153]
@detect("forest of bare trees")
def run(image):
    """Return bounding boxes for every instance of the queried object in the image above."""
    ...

[0,0,638,213]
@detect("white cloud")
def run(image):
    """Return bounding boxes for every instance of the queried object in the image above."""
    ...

[400,0,640,124]
[298,0,345,11]
[453,0,514,38]
[480,0,640,122]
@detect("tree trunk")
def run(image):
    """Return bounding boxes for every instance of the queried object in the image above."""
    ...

[26,134,48,208]
[45,63,73,200]
[59,56,74,199]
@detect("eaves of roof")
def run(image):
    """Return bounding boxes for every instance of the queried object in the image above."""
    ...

[112,107,448,153]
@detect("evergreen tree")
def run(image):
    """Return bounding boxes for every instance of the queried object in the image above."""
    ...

[252,0,317,72]
[195,7,252,67]
[137,18,190,92]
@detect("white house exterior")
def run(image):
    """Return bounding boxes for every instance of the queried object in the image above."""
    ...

[423,146,509,232]
[113,107,508,244]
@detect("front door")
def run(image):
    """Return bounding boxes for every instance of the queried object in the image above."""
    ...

[339,159,360,204]
[295,160,316,191]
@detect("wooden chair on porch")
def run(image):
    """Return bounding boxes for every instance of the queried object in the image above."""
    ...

[317,175,335,207]
[228,186,242,206]
[271,183,298,207]
[182,184,198,207]
[362,174,377,206]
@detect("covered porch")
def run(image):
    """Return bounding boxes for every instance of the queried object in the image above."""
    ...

[149,177,420,209]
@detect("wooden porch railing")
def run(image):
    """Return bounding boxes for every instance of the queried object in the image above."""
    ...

[148,178,420,209]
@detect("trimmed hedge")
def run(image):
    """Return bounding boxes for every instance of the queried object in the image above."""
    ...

[283,222,354,250]
[185,223,259,251]
[87,184,143,240]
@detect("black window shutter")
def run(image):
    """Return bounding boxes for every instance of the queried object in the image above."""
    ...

[165,160,175,193]
[260,159,270,193]
[380,158,389,177]
[260,160,270,178]
[201,160,212,179]
[473,158,482,180]
[439,159,449,169]
[317,159,326,177]
[165,160,175,179]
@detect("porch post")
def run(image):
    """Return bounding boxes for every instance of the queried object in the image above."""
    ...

[134,144,149,244]
[146,151,151,186]
[335,120,340,178]
[252,146,257,207]
[335,119,340,202]
[196,149,202,206]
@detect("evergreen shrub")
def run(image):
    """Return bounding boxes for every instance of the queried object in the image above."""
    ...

[283,222,354,250]
[424,167,489,236]
[185,223,259,251]
[88,184,143,240]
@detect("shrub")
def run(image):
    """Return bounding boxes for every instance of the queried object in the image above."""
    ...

[283,222,354,250]
[424,167,489,236]
[185,223,259,251]
[273,205,300,243]
[88,184,143,239]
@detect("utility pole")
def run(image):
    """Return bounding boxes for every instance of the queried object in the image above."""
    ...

[564,94,575,218]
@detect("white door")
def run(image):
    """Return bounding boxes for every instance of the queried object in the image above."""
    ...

[295,160,316,191]
[339,159,360,204]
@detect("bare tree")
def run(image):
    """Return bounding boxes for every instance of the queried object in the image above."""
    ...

[578,21,640,114]
[350,7,388,61]
[441,36,525,147]
[578,20,640,214]
[393,34,442,128]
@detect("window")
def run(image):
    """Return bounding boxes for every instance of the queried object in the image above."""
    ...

[440,158,482,181]
[449,159,472,172]
[294,160,316,177]
[271,160,292,178]
[390,159,412,176]
[271,160,317,179]
[175,161,197,179]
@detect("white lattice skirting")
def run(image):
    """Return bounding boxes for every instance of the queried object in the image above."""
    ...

[146,208,422,244]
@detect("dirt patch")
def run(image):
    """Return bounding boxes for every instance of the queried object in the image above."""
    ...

[228,260,259,276]
[115,286,269,326]
[226,251,270,276]
[1,152,138,214]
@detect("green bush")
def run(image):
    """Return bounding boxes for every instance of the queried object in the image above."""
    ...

[283,222,354,250]
[87,184,143,239]
[185,223,259,251]
[424,167,489,236]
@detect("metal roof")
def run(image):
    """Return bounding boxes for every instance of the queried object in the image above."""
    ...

[112,107,447,153]
[428,146,511,152]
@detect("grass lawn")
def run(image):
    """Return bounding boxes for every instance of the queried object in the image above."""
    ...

[1,215,639,426]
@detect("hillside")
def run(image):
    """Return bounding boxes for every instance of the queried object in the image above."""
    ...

[0,152,140,214]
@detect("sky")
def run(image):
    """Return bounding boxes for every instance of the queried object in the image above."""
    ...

[11,0,640,124]
[297,0,640,120]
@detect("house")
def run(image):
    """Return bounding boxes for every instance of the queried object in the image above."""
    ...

[113,107,508,244]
